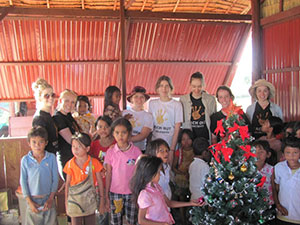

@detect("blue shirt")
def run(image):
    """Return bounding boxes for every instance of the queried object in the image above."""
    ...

[20,151,59,198]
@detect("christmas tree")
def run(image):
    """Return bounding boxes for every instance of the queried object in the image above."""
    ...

[190,102,274,225]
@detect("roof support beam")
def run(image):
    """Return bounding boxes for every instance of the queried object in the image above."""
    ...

[0,7,10,21]
[120,0,127,110]
[0,7,251,22]
[260,5,300,27]
[251,0,262,84]
[0,60,232,66]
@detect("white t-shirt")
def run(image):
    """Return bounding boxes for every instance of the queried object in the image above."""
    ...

[189,158,210,200]
[275,161,300,223]
[122,109,153,151]
[148,99,183,147]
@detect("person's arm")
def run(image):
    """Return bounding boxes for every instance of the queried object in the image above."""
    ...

[65,174,71,213]
[131,127,152,143]
[169,123,181,166]
[96,171,105,214]
[271,168,288,216]
[105,163,112,211]
[164,195,203,208]
[59,128,73,144]
[138,208,169,225]
[43,192,56,211]
[211,134,218,144]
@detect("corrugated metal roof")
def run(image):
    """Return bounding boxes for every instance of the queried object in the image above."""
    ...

[263,18,300,121]
[0,19,250,103]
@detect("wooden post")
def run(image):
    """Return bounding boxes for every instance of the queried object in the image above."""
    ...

[251,0,262,83]
[120,0,127,110]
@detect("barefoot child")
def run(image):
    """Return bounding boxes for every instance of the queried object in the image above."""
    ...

[130,155,203,225]
[64,132,105,225]
[20,126,59,225]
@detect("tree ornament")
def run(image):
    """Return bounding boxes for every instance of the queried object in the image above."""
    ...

[207,195,213,204]
[240,164,247,172]
[258,216,265,224]
[228,171,235,180]
[207,176,212,182]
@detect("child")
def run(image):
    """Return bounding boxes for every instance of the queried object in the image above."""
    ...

[146,139,172,199]
[104,86,121,108]
[172,129,194,196]
[20,126,59,225]
[293,121,300,138]
[172,129,194,225]
[122,86,153,152]
[282,121,296,139]
[148,75,183,165]
[90,116,116,163]
[103,103,121,121]
[252,140,276,206]
[64,132,105,225]
[189,137,210,200]
[104,117,142,225]
[260,116,283,161]
[73,95,96,135]
[272,136,300,224]
[130,155,202,225]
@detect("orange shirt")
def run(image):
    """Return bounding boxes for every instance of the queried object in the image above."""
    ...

[63,156,103,186]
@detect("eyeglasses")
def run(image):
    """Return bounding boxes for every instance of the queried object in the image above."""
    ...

[43,93,56,99]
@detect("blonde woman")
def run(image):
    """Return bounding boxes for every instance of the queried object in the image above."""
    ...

[32,78,58,154]
[53,89,81,180]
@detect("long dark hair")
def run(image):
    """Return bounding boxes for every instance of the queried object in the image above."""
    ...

[104,86,121,108]
[130,155,163,204]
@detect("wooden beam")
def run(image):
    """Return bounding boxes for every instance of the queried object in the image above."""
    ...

[125,0,136,9]
[279,0,283,12]
[0,60,232,66]
[0,7,251,22]
[261,5,300,27]
[173,0,180,13]
[251,0,262,84]
[120,0,127,110]
[223,24,251,86]
[0,7,10,22]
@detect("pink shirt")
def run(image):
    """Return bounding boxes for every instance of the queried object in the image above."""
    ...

[138,183,174,224]
[104,143,141,194]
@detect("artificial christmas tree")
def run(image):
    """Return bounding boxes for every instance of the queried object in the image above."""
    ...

[190,102,274,225]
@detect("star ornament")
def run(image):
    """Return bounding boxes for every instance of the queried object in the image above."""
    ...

[222,99,242,117]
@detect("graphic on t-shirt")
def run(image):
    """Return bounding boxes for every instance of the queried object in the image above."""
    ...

[98,151,106,162]
[129,117,141,128]
[257,111,269,126]
[156,109,167,125]
[192,106,205,120]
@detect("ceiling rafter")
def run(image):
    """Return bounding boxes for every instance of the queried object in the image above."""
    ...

[173,0,180,13]
[125,0,136,9]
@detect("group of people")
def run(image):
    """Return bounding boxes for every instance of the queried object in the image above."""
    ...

[19,72,300,225]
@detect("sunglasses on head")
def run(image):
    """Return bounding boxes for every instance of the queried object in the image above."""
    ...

[43,93,56,99]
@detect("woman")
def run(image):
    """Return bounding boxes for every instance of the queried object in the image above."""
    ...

[180,72,216,144]
[53,89,81,179]
[148,75,183,166]
[246,79,283,139]
[210,85,250,143]
[122,86,153,152]
[32,78,58,154]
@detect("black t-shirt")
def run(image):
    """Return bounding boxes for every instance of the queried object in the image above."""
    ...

[190,94,209,140]
[53,111,81,167]
[252,103,272,139]
[32,110,58,154]
[210,110,252,142]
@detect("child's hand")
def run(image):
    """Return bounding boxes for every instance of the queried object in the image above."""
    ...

[190,198,205,207]
[28,200,40,213]
[58,183,65,193]
[276,203,288,216]
[42,198,53,211]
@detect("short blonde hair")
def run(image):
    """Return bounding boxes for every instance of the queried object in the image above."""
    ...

[57,89,77,111]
